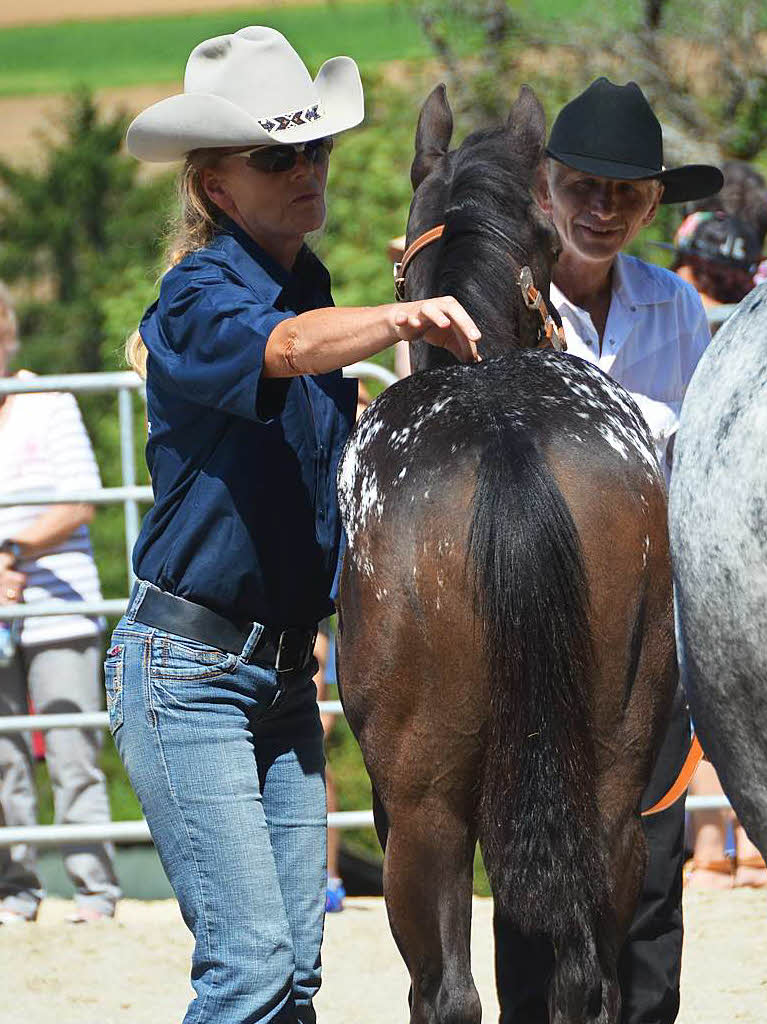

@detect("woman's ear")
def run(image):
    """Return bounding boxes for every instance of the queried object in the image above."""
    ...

[201,167,236,218]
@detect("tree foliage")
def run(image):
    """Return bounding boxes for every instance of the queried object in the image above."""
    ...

[410,0,767,166]
[0,89,169,374]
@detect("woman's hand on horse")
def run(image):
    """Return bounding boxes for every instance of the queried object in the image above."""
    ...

[394,297,482,364]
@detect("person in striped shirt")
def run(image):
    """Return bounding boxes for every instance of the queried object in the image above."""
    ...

[0,282,120,924]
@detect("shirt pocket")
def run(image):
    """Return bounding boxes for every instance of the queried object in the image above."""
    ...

[104,643,125,735]
[150,633,237,681]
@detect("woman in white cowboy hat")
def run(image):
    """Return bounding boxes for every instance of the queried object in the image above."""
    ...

[112,26,480,1024]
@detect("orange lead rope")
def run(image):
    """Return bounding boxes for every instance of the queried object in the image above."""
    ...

[641,733,704,816]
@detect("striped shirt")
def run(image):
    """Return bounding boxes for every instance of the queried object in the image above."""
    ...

[0,372,104,646]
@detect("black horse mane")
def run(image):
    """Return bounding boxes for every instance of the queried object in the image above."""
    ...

[433,126,539,343]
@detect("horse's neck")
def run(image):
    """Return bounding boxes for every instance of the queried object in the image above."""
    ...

[408,297,539,372]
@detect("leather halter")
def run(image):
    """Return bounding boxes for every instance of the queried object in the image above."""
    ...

[393,223,567,352]
[393,225,445,300]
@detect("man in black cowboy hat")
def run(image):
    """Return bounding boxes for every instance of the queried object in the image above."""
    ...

[494,78,723,1024]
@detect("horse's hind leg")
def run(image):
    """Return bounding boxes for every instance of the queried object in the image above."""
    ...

[384,796,481,1024]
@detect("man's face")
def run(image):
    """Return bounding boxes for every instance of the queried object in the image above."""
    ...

[541,161,662,265]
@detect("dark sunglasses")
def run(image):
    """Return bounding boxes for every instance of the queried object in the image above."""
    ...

[236,137,334,174]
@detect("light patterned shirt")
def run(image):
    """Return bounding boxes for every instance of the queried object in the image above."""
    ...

[551,253,711,482]
[0,372,104,646]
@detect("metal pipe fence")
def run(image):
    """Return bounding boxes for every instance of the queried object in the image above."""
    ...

[0,362,732,852]
[706,304,739,328]
[0,366,394,848]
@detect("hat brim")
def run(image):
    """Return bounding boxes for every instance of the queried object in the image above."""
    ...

[126,55,364,162]
[545,149,723,205]
[657,164,724,205]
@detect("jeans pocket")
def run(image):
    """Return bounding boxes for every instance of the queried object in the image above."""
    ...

[151,633,237,681]
[104,643,125,735]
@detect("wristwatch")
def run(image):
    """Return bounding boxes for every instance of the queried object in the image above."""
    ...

[0,539,23,564]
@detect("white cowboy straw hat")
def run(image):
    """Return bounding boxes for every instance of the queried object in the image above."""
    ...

[126,26,364,162]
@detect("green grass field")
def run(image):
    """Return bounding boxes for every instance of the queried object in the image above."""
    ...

[0,0,638,98]
[0,3,441,96]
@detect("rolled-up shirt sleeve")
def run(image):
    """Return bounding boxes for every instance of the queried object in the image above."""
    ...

[142,263,293,421]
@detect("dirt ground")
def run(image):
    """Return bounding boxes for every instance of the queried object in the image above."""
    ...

[1,891,765,1023]
[0,86,178,168]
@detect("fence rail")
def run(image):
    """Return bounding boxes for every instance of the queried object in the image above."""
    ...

[0,485,154,507]
[0,813,376,849]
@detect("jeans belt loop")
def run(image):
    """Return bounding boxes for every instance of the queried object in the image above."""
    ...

[126,580,151,624]
[240,621,267,665]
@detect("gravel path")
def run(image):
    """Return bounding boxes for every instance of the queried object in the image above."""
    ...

[1,891,765,1023]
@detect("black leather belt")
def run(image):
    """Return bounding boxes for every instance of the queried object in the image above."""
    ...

[130,584,317,673]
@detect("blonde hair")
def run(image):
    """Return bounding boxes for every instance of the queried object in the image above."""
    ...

[0,281,19,357]
[126,149,226,377]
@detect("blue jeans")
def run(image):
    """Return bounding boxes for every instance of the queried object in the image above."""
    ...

[105,583,326,1024]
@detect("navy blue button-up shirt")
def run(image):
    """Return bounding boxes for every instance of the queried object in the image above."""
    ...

[133,217,357,628]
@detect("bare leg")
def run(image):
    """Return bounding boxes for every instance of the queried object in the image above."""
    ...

[314,628,344,903]
[734,824,767,888]
[686,762,734,889]
[325,767,341,880]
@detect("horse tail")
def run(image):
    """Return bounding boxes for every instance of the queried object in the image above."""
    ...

[469,424,612,1012]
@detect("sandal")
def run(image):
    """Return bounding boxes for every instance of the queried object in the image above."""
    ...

[683,856,734,890]
[734,853,767,889]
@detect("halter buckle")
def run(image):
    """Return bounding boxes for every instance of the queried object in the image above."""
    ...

[518,266,542,310]
[393,262,406,301]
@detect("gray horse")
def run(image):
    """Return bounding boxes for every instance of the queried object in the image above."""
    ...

[670,284,767,858]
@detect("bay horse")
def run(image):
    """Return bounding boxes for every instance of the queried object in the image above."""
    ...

[336,85,677,1024]
[670,286,767,860]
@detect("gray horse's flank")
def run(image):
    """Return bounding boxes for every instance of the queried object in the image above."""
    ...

[670,283,767,858]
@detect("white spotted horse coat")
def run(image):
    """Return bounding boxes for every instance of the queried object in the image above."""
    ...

[339,354,662,579]
[670,283,767,859]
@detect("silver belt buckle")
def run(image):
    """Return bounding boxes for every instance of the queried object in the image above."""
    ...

[275,626,317,673]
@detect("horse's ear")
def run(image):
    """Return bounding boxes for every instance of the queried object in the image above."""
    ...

[411,84,454,191]
[506,85,546,169]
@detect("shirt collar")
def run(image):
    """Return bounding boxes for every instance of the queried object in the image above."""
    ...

[213,215,328,306]
[611,252,676,307]
[551,252,676,319]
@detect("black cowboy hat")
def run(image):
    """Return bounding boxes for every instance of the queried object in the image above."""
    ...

[546,77,723,205]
